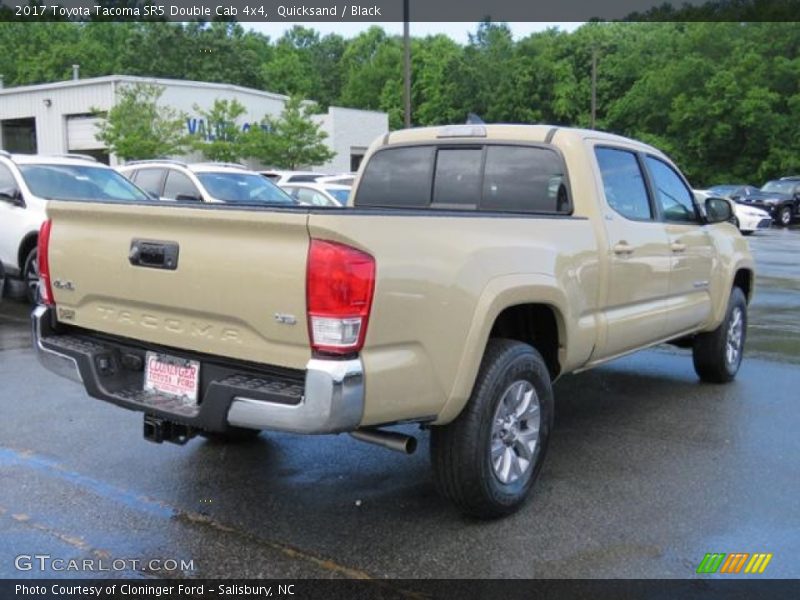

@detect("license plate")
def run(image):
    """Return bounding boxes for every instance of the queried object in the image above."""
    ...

[144,352,200,404]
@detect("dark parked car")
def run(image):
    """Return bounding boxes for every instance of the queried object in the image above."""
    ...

[708,184,798,227]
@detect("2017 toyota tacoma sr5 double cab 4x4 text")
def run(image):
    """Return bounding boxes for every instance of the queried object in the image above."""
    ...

[34,125,754,518]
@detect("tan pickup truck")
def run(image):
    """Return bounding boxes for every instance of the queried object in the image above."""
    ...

[34,125,753,518]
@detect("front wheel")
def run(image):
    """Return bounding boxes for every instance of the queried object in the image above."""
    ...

[692,287,747,383]
[777,206,792,227]
[430,339,554,519]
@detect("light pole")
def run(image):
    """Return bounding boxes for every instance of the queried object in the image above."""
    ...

[403,0,411,128]
[591,46,597,130]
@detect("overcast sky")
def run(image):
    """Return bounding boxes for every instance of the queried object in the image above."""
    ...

[246,22,582,43]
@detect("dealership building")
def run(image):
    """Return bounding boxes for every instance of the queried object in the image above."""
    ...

[0,73,388,172]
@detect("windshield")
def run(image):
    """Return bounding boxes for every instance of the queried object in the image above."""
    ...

[762,181,793,194]
[19,164,150,202]
[197,172,296,205]
[326,188,350,205]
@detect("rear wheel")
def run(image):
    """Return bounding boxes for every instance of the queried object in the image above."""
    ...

[430,339,554,519]
[22,247,40,304]
[692,287,747,383]
[777,205,792,227]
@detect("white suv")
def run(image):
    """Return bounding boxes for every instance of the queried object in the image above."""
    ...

[0,152,151,302]
[118,161,296,205]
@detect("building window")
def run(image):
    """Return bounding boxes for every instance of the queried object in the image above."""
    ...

[350,147,366,172]
[1,118,37,154]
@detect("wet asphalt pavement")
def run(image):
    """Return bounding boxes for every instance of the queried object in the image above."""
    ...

[1,227,799,580]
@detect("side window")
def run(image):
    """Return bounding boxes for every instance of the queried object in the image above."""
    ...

[133,168,165,197]
[310,191,332,206]
[482,146,570,213]
[0,163,17,192]
[355,146,434,208]
[432,148,482,208]
[163,170,201,201]
[595,148,653,221]
[645,156,698,223]
[295,188,321,205]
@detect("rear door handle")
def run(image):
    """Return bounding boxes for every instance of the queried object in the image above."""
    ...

[613,242,634,256]
[129,239,179,270]
[671,242,687,254]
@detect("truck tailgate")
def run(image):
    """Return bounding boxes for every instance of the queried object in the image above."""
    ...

[47,201,312,369]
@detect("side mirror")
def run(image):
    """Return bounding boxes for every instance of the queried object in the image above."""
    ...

[0,187,23,207]
[705,197,734,224]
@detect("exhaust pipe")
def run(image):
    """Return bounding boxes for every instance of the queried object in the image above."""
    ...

[350,428,417,454]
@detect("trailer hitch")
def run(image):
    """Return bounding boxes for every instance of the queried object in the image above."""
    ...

[143,414,195,445]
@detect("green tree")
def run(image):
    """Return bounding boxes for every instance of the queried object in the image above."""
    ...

[94,83,188,160]
[190,98,248,162]
[246,96,334,169]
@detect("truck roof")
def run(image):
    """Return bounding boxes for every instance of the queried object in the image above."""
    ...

[382,124,663,156]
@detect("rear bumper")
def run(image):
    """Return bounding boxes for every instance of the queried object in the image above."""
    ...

[32,305,364,434]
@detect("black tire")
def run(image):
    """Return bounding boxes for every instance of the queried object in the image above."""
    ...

[200,427,261,443]
[742,230,754,236]
[22,247,40,305]
[692,287,747,383]
[777,205,792,227]
[430,339,554,519]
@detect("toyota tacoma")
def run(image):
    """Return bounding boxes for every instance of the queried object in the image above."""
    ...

[33,125,754,518]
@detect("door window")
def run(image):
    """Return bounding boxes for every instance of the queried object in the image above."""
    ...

[595,148,653,220]
[163,170,201,201]
[645,156,699,223]
[0,164,17,194]
[132,168,165,197]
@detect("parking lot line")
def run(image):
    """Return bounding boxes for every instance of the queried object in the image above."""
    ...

[0,447,173,519]
[0,445,374,580]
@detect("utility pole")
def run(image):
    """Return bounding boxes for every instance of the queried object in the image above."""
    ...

[403,0,411,128]
[591,46,597,130]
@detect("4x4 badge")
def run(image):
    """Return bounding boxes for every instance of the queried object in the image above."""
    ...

[274,313,297,325]
[53,279,75,291]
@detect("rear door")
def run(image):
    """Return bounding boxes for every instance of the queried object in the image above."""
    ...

[47,201,312,370]
[0,162,26,270]
[644,155,715,334]
[594,146,672,357]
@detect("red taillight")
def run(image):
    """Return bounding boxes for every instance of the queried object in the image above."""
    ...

[306,239,375,355]
[37,219,55,306]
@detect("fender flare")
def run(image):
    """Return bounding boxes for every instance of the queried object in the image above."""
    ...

[434,273,572,424]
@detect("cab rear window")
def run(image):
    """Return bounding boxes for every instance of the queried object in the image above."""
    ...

[355,144,570,214]
[355,146,434,209]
